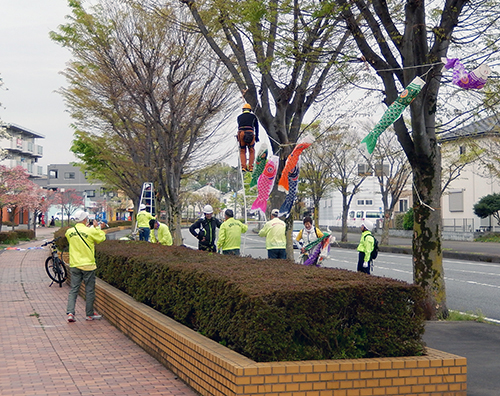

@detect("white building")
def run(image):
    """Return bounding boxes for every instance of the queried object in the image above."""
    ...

[0,123,44,177]
[440,115,500,232]
[319,115,500,232]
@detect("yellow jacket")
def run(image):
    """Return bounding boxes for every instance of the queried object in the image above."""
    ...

[137,210,154,228]
[259,217,286,250]
[65,223,106,270]
[357,230,375,261]
[151,223,173,246]
[217,217,248,251]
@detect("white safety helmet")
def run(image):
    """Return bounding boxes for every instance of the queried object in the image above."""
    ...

[139,204,146,210]
[203,204,214,214]
[361,219,374,231]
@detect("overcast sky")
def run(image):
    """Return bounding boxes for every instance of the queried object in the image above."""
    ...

[0,0,75,172]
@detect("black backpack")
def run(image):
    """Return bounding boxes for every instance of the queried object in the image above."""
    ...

[363,233,379,260]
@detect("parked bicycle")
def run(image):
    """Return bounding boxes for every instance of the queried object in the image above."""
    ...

[41,237,67,287]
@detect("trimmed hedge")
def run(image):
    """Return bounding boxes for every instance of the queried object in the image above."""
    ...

[15,229,35,240]
[0,231,19,243]
[95,240,426,362]
[107,220,132,228]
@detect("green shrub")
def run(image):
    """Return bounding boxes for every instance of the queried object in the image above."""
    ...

[95,241,426,362]
[107,220,132,228]
[394,213,405,230]
[16,229,35,240]
[54,227,70,251]
[403,208,414,230]
[0,231,19,244]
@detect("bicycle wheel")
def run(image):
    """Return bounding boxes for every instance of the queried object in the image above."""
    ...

[45,256,67,287]
[55,257,67,286]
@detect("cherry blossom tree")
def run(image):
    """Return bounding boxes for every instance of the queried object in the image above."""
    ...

[55,189,84,227]
[0,166,39,231]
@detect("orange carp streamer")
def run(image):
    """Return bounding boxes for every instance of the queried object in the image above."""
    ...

[277,135,315,193]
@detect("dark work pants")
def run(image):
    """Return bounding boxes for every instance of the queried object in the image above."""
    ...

[357,251,371,274]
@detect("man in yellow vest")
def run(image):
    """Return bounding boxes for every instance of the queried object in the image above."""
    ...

[65,212,106,322]
[137,204,155,241]
[357,220,375,274]
[258,209,287,259]
[217,209,248,255]
[149,219,173,246]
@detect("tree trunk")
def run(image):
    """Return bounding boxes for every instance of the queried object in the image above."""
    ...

[381,209,391,246]
[412,152,447,319]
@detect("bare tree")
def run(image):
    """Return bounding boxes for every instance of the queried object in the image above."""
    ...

[364,126,412,245]
[51,1,236,244]
[300,125,341,227]
[336,0,500,318]
[328,130,367,242]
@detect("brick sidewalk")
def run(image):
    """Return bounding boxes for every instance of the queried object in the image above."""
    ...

[0,230,198,396]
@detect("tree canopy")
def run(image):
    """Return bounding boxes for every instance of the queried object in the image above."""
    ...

[52,0,237,243]
[473,193,500,226]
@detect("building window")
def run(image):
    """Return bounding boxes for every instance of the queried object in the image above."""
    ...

[357,164,372,176]
[64,172,75,179]
[449,190,464,212]
[49,170,58,179]
[374,163,390,177]
[365,199,373,205]
[399,199,408,212]
[459,146,466,155]
[85,190,95,197]
[357,199,364,205]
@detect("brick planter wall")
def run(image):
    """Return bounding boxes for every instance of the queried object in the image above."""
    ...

[84,277,467,396]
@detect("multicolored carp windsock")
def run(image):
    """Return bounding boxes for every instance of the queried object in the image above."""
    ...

[361,76,426,154]
[442,58,491,90]
[278,163,300,218]
[303,234,331,266]
[278,135,315,193]
[251,155,279,216]
[250,145,268,188]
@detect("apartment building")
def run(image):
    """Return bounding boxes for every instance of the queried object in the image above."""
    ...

[0,123,44,177]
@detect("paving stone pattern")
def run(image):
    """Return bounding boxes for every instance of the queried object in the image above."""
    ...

[0,228,198,396]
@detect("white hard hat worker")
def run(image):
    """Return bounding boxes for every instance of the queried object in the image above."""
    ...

[203,205,214,214]
[139,204,146,211]
[361,219,374,232]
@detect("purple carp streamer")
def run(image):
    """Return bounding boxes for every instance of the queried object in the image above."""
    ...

[442,58,491,90]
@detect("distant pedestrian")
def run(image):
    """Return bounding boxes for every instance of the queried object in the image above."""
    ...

[189,205,222,252]
[149,219,173,246]
[49,216,55,227]
[259,209,287,259]
[217,209,248,255]
[137,204,155,241]
[357,220,375,274]
[65,212,106,322]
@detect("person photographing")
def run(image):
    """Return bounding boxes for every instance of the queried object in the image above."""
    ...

[65,212,106,322]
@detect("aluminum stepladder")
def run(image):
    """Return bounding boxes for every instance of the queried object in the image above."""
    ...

[237,143,268,255]
[132,182,157,239]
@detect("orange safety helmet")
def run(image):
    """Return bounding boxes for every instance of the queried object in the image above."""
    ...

[242,103,252,110]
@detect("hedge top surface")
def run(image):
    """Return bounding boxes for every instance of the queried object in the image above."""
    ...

[97,240,417,296]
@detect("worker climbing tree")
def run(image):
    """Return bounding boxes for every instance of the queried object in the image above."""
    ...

[237,103,259,172]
